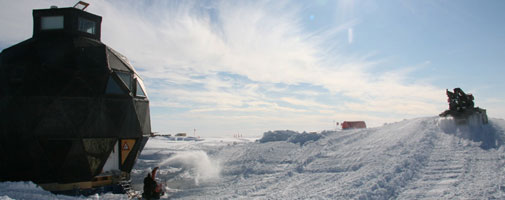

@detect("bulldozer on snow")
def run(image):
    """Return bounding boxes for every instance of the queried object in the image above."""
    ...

[439,88,488,124]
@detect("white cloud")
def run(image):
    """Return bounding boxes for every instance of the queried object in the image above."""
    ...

[281,97,334,110]
[0,0,446,137]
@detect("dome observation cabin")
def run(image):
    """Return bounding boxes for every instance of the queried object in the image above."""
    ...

[0,2,151,195]
[33,3,102,40]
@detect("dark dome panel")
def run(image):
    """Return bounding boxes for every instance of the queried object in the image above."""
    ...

[82,138,116,176]
[134,100,151,136]
[57,140,93,182]
[107,47,134,72]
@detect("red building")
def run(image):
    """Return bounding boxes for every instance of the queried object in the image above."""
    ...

[341,121,367,130]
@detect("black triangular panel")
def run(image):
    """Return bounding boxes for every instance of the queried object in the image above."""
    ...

[134,101,151,136]
[58,140,92,183]
[82,138,116,176]
[38,139,72,176]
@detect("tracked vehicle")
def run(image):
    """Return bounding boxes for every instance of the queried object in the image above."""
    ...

[0,2,150,195]
[439,88,488,125]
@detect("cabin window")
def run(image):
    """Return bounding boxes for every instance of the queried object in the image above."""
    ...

[41,16,64,30]
[105,77,127,95]
[116,71,132,91]
[135,80,146,97]
[78,17,96,34]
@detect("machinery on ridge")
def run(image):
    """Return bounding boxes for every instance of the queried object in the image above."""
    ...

[439,88,488,124]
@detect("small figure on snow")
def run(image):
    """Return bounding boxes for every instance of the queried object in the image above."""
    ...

[142,167,164,200]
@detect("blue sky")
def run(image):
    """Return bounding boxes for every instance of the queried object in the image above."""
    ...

[1,0,504,137]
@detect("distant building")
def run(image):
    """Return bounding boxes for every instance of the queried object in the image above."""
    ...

[341,121,367,130]
[175,133,187,137]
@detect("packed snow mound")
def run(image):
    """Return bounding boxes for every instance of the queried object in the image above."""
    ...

[156,117,505,199]
[0,181,125,199]
[259,130,322,145]
[2,117,505,199]
[0,182,56,200]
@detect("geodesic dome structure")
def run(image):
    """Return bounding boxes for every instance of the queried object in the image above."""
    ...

[0,6,150,185]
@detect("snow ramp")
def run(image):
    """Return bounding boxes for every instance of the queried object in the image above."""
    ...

[169,117,505,199]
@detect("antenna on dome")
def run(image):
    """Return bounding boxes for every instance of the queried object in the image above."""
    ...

[73,1,89,11]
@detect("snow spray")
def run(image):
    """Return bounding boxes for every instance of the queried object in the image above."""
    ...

[438,115,485,136]
[159,151,221,185]
[437,116,503,149]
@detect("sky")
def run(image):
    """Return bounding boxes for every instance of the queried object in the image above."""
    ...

[1,0,504,138]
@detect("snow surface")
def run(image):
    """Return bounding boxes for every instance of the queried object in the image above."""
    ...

[2,117,505,199]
